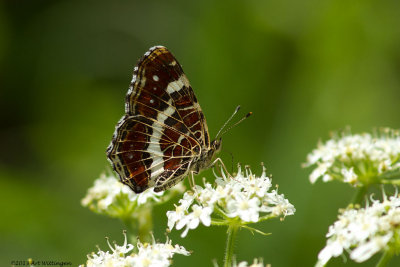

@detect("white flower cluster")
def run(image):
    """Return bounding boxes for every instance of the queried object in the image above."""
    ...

[83,232,190,267]
[213,258,267,267]
[234,258,266,267]
[304,128,400,186]
[317,193,400,265]
[167,165,295,237]
[81,173,184,217]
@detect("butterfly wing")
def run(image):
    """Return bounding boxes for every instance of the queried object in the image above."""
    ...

[107,46,210,193]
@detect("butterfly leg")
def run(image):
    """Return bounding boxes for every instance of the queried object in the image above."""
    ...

[211,157,233,179]
[189,170,200,193]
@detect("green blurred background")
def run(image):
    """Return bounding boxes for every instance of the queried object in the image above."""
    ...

[1,0,400,266]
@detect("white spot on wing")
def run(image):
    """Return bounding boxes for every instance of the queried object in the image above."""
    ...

[150,99,154,104]
[166,75,190,94]
[153,75,159,82]
[167,79,184,94]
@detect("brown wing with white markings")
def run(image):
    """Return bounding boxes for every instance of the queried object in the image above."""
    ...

[107,46,210,193]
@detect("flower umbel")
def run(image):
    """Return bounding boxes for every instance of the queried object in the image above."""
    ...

[81,173,185,218]
[316,192,400,266]
[167,164,295,237]
[304,128,400,186]
[82,173,185,242]
[213,257,268,267]
[234,258,267,267]
[82,231,190,267]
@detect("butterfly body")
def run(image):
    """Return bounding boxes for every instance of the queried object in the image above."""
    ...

[107,46,220,193]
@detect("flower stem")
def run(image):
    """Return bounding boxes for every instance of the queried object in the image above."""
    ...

[351,186,368,205]
[379,169,400,180]
[121,216,138,244]
[382,179,400,185]
[121,205,153,244]
[376,249,393,267]
[224,224,239,267]
[137,205,153,243]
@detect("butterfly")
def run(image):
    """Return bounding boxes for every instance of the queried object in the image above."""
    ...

[106,46,223,193]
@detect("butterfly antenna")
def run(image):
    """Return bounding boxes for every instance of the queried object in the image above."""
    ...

[218,111,252,137]
[215,105,241,139]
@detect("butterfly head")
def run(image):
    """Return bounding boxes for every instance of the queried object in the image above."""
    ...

[211,138,222,154]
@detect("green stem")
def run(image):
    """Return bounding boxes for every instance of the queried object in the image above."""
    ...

[224,224,239,267]
[376,249,393,267]
[121,216,138,244]
[258,214,277,222]
[137,205,153,243]
[121,205,153,244]
[214,205,229,219]
[379,169,400,180]
[382,179,400,185]
[211,220,229,226]
[351,186,368,205]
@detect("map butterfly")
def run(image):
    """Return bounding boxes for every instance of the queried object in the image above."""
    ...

[107,46,223,193]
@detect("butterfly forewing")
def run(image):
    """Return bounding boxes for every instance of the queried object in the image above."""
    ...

[107,46,211,193]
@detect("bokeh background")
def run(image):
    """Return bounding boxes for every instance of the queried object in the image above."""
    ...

[2,0,400,266]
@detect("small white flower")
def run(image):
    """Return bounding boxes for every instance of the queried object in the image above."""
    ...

[316,193,400,265]
[179,205,213,237]
[350,233,393,263]
[167,164,295,237]
[166,204,186,230]
[227,194,260,222]
[191,205,213,226]
[341,167,357,184]
[82,232,190,267]
[81,174,136,209]
[137,188,163,205]
[178,190,196,210]
[214,258,267,267]
[304,128,400,186]
[85,231,134,267]
[263,191,295,217]
[309,162,331,183]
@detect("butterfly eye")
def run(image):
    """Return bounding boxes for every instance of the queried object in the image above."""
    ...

[212,138,222,150]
